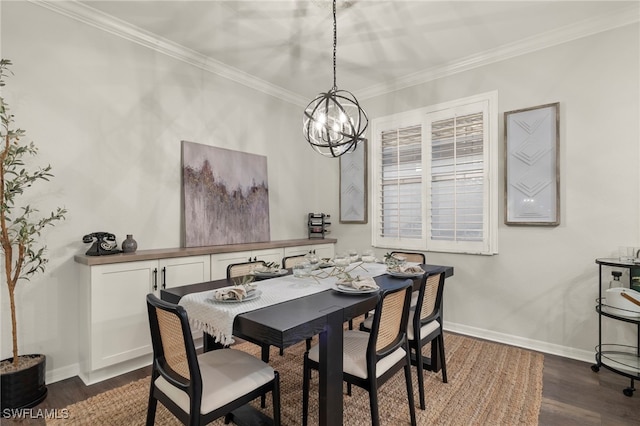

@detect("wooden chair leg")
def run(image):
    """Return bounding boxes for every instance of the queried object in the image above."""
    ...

[272,371,281,426]
[369,385,380,426]
[302,355,311,426]
[145,394,157,426]
[146,373,158,426]
[439,334,448,383]
[415,342,426,410]
[404,360,417,426]
[261,345,270,407]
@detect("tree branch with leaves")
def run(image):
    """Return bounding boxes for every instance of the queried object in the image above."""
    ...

[1,59,67,369]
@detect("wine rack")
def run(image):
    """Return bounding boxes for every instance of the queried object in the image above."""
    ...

[308,213,331,239]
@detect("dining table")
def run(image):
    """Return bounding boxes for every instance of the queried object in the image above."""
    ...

[161,261,454,426]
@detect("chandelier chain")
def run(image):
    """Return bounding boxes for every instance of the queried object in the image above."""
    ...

[332,0,337,90]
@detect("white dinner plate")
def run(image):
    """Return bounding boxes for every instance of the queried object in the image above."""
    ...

[333,284,379,295]
[252,269,288,278]
[387,270,425,278]
[209,290,262,303]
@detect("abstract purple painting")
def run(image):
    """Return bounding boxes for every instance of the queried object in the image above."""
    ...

[182,141,270,247]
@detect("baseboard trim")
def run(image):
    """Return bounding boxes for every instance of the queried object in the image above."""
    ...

[46,363,79,385]
[444,321,595,363]
[46,337,204,384]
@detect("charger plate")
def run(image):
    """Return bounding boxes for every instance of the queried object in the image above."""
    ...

[333,284,379,295]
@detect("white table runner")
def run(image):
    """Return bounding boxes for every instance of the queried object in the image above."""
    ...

[179,262,390,345]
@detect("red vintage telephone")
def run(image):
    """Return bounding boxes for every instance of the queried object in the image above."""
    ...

[82,232,121,256]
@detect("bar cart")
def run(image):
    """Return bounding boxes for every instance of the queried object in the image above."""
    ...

[592,258,640,397]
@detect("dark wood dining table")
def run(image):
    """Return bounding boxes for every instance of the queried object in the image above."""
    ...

[161,263,453,426]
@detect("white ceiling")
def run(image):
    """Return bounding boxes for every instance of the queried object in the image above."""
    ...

[66,1,639,103]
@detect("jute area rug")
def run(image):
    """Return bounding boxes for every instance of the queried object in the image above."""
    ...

[49,332,543,425]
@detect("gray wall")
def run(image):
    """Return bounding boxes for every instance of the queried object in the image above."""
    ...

[1,1,638,382]
[0,1,337,382]
[338,23,640,360]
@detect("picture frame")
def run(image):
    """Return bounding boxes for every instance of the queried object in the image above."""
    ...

[339,140,368,224]
[504,102,560,226]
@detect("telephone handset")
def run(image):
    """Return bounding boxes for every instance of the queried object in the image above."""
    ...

[82,232,121,256]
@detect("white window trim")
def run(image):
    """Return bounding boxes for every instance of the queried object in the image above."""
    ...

[370,91,499,255]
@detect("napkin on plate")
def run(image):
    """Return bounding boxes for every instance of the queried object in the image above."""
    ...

[337,276,379,290]
[214,286,248,301]
[388,265,424,274]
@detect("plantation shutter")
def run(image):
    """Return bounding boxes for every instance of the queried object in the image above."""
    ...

[379,125,423,240]
[372,91,497,255]
[429,111,485,244]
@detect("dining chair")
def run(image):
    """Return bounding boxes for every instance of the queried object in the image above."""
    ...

[406,271,447,410]
[360,271,447,410]
[282,254,308,269]
[145,294,281,426]
[302,280,417,426]
[389,251,425,307]
[390,251,426,264]
[226,260,267,282]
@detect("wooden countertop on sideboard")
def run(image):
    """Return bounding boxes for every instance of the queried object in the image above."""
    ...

[74,238,338,266]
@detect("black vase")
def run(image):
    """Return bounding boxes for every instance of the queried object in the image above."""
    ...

[0,354,48,410]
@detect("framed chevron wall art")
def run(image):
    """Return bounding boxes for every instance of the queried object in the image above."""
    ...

[504,102,560,226]
[339,139,368,223]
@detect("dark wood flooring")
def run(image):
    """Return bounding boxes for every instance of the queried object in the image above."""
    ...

[2,349,639,424]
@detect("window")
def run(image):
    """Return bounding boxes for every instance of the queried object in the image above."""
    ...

[371,92,498,255]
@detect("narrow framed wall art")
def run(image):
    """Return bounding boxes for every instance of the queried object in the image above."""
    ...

[339,140,368,224]
[504,102,560,226]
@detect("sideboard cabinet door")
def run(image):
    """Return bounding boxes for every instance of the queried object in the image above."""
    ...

[78,256,211,384]
[283,244,335,260]
[86,261,157,372]
[158,255,211,292]
[210,248,283,280]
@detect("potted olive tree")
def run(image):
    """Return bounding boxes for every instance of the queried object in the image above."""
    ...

[0,59,66,409]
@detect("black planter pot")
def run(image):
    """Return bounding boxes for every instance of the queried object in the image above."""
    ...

[1,354,48,410]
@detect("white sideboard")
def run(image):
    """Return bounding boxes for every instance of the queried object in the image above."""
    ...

[74,238,336,384]
[210,248,283,280]
[283,243,335,260]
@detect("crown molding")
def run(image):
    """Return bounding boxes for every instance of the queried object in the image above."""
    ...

[32,0,309,106]
[32,1,639,105]
[357,3,640,100]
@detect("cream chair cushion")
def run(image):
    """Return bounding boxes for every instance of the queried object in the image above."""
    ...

[406,307,440,341]
[155,348,274,415]
[410,291,419,307]
[308,330,406,379]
